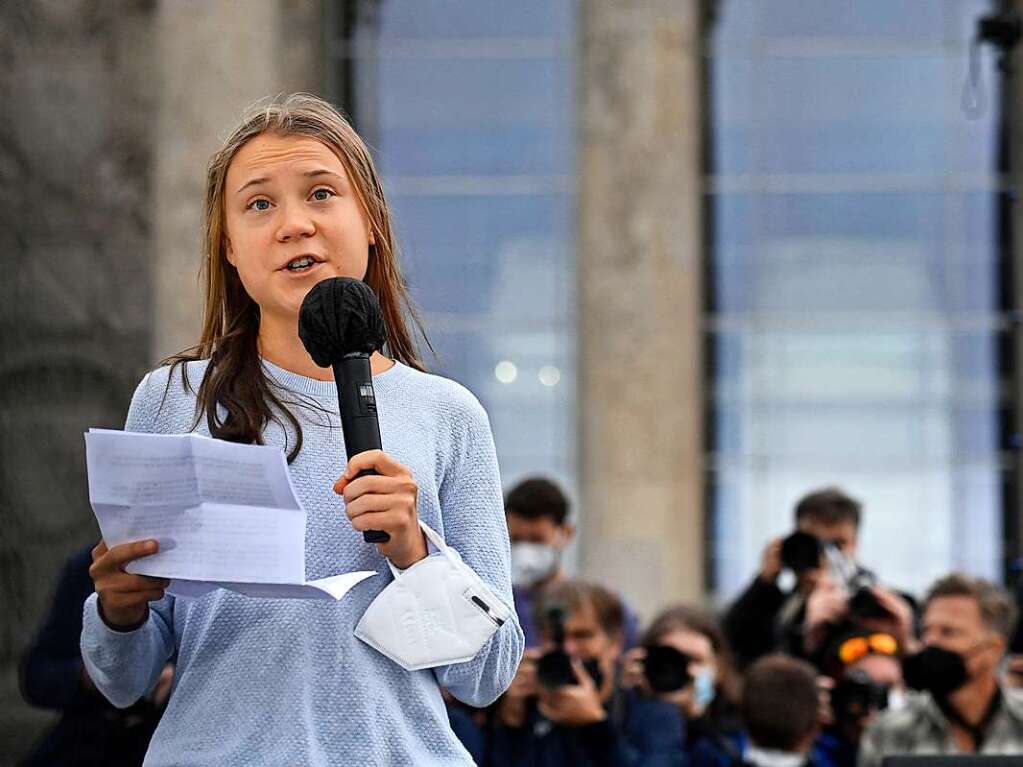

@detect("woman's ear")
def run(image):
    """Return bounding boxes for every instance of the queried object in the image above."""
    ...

[224,237,236,266]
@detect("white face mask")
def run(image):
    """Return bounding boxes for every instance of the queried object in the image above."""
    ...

[354,521,513,671]
[692,665,717,713]
[510,542,560,587]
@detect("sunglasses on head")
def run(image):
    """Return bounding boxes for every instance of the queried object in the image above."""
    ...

[837,632,899,665]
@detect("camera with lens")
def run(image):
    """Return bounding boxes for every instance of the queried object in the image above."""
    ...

[536,605,604,690]
[831,669,889,723]
[642,645,692,693]
[823,545,888,621]
[780,531,823,573]
[846,575,888,620]
[781,531,889,620]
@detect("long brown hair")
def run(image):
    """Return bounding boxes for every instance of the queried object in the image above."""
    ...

[165,93,429,461]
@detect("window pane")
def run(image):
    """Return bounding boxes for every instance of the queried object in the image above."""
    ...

[709,0,1003,599]
[369,2,577,495]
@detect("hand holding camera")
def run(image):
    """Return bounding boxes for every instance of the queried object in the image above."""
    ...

[534,606,606,692]
[536,657,608,727]
[623,643,704,715]
[518,605,608,728]
[759,536,785,583]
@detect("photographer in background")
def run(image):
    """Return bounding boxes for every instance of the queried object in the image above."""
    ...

[505,478,638,649]
[813,629,905,767]
[859,573,1023,766]
[491,580,685,767]
[723,487,871,667]
[622,605,743,764]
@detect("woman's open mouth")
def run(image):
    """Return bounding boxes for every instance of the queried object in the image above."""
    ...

[282,255,322,275]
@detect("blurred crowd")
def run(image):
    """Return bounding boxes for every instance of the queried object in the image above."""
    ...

[18,482,1023,765]
[444,480,1023,767]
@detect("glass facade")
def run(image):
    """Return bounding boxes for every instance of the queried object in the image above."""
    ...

[708,0,1006,599]
[327,1,578,494]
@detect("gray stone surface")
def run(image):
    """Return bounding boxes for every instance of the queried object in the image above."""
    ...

[0,1,157,760]
[576,0,708,618]
[0,1,323,761]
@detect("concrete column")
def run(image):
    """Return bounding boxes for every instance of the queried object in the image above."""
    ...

[576,0,707,617]
[153,0,322,362]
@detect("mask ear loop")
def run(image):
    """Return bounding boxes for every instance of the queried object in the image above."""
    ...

[384,520,459,579]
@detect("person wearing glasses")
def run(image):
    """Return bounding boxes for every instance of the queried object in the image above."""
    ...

[814,630,904,767]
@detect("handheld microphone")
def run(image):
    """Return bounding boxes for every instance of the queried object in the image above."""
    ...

[298,277,390,543]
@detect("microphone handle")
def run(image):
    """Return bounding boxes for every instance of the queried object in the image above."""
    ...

[334,355,390,544]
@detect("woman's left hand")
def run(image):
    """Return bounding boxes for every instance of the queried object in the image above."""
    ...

[334,450,428,569]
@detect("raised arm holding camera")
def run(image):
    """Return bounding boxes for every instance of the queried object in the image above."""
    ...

[723,487,879,668]
[492,580,685,767]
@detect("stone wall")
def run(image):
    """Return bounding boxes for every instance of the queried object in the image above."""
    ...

[0,1,158,759]
[0,2,322,760]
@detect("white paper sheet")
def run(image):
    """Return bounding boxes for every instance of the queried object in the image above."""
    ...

[84,429,376,601]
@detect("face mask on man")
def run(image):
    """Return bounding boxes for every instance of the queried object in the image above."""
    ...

[510,542,561,587]
[902,644,986,698]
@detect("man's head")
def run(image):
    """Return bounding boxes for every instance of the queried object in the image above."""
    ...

[822,630,902,741]
[534,580,625,672]
[742,655,820,755]
[795,487,861,561]
[921,573,1017,686]
[505,478,575,587]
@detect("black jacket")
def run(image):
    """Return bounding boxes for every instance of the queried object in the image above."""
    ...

[18,544,163,766]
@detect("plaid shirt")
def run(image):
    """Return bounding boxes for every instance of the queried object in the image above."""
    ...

[858,687,1023,767]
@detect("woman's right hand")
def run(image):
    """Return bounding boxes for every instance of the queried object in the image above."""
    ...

[89,539,170,630]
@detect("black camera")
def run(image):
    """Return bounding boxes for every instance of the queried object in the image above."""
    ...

[536,606,604,690]
[780,531,822,573]
[643,645,692,693]
[831,670,889,722]
[847,578,888,620]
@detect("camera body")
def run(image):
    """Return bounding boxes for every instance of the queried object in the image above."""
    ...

[536,605,604,691]
[780,531,887,619]
[642,644,692,693]
[831,669,889,723]
[780,530,822,574]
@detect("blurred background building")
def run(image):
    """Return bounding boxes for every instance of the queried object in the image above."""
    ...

[2,0,1023,759]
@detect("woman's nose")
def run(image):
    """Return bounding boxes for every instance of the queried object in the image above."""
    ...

[276,204,315,242]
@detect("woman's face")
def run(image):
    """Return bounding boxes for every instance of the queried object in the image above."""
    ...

[659,628,717,680]
[655,628,719,718]
[223,132,374,325]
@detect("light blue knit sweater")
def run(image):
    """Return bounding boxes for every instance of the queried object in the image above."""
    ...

[80,359,524,766]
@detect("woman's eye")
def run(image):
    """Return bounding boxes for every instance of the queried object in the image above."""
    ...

[248,199,271,212]
[311,188,334,202]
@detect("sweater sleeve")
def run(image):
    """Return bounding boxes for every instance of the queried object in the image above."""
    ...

[79,371,178,709]
[430,392,525,707]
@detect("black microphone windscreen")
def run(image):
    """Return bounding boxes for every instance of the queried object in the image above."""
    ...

[298,277,387,367]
